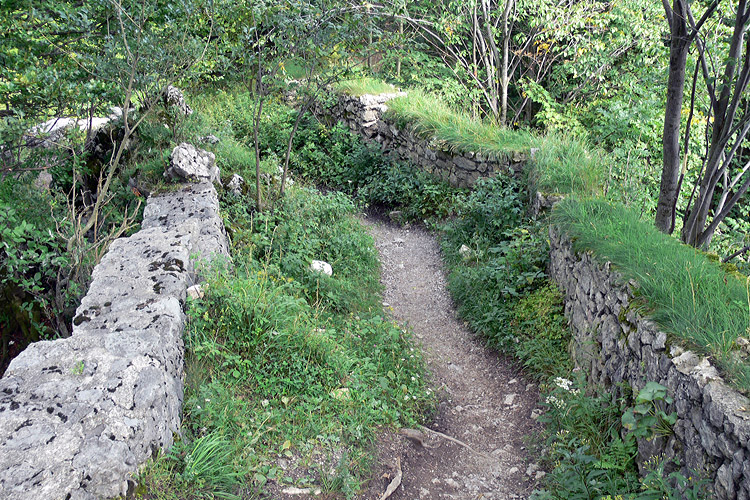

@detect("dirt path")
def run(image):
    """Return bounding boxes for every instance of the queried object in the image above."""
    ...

[360,215,542,500]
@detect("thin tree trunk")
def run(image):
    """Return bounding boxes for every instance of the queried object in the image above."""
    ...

[280,99,313,197]
[655,0,690,233]
[396,18,403,79]
[253,96,264,210]
[500,0,513,126]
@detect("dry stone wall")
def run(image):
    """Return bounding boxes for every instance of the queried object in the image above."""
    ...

[0,181,229,500]
[549,227,750,500]
[313,91,527,188]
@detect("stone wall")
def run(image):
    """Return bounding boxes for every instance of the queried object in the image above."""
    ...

[549,227,750,500]
[313,91,527,188]
[0,181,229,500]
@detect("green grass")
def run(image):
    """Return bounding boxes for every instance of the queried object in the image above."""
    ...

[530,133,606,197]
[385,89,531,159]
[552,198,750,393]
[334,77,398,96]
[333,78,607,196]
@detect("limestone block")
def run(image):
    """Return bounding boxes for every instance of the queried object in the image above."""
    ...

[165,143,219,184]
[0,182,229,499]
[163,86,193,116]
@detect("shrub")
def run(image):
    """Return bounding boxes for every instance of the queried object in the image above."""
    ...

[512,283,572,379]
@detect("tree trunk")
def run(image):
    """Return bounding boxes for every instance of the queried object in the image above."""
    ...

[655,0,690,234]
[396,18,403,79]
[253,96,264,210]
[500,0,513,126]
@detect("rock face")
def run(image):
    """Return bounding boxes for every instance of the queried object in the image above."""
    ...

[165,143,219,184]
[312,91,527,188]
[0,181,229,500]
[163,86,193,116]
[549,226,750,500]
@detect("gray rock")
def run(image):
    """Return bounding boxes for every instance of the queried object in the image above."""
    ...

[310,260,332,276]
[226,173,245,196]
[199,134,220,145]
[165,143,219,184]
[34,171,53,191]
[163,85,193,116]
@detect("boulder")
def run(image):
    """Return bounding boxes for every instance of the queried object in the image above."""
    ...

[165,143,219,184]
[163,86,193,116]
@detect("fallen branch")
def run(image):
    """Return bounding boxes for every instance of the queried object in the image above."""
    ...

[378,457,402,500]
[420,426,492,460]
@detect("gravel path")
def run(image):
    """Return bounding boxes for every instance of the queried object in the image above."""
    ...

[360,215,542,500]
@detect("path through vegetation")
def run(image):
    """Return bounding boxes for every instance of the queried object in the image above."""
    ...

[360,216,542,500]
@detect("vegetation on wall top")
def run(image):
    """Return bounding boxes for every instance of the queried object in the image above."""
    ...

[552,198,750,394]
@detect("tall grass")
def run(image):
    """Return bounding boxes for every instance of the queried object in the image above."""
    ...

[552,198,750,393]
[334,77,398,96]
[530,133,606,197]
[385,89,531,159]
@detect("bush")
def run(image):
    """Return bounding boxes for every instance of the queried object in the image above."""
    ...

[444,175,524,246]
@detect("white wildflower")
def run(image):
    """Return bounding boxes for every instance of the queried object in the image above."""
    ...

[545,395,565,409]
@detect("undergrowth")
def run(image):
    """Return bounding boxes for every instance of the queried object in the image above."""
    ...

[283,115,462,222]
